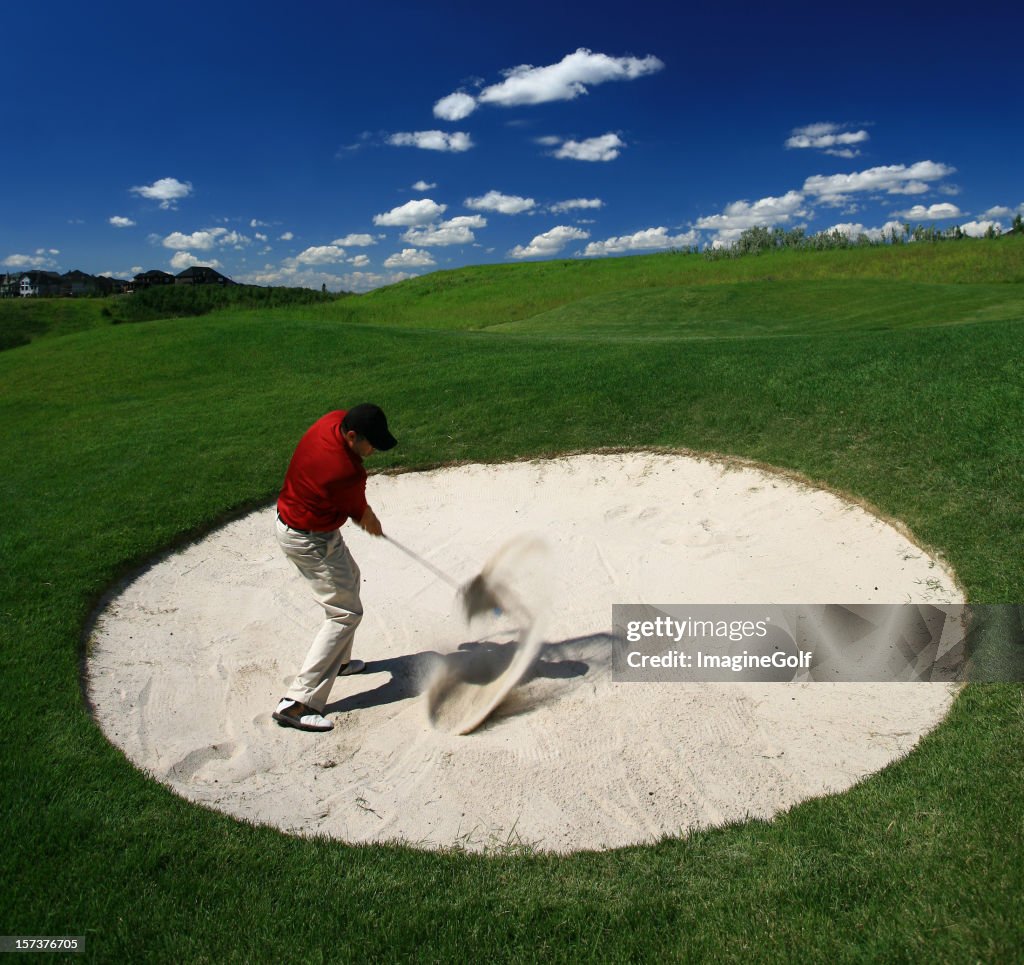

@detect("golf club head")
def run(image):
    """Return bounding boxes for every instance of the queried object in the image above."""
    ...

[460,573,504,620]
[458,534,550,624]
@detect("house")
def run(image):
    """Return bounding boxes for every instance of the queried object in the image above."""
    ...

[15,270,64,297]
[132,269,176,289]
[62,269,109,297]
[174,265,234,286]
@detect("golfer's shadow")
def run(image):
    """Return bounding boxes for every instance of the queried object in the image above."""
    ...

[324,635,608,717]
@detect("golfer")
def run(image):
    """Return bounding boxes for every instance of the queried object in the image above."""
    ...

[272,404,397,732]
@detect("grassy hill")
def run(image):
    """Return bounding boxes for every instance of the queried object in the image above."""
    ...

[1,239,1021,961]
[327,234,1024,331]
[0,283,345,350]
[0,296,112,350]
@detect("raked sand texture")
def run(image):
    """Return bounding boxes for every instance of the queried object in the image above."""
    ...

[86,453,962,853]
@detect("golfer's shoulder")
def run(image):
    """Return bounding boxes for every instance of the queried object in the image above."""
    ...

[313,409,346,430]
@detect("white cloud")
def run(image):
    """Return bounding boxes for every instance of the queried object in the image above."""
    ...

[786,123,869,154]
[250,218,269,227]
[219,230,251,247]
[349,254,370,268]
[387,130,473,152]
[279,231,294,241]
[981,205,1023,219]
[960,220,1003,237]
[374,199,448,227]
[549,198,604,213]
[509,225,590,259]
[878,220,911,239]
[342,270,416,291]
[292,245,347,265]
[255,232,268,242]
[402,215,487,246]
[169,251,221,270]
[893,203,963,220]
[384,248,436,268]
[553,133,624,162]
[162,228,226,250]
[464,190,536,214]
[235,266,414,293]
[477,48,664,108]
[803,161,956,204]
[412,180,437,192]
[4,252,59,269]
[330,233,377,246]
[535,136,562,146]
[109,216,136,228]
[821,222,870,241]
[695,191,808,244]
[451,214,487,228]
[583,227,698,256]
[162,227,249,249]
[129,177,193,209]
[820,221,905,242]
[433,91,477,121]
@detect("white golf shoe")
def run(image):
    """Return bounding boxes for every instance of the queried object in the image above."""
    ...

[272,698,333,732]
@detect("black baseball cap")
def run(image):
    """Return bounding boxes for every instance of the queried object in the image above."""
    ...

[343,403,397,451]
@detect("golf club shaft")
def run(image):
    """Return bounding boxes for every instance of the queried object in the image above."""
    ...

[384,535,461,589]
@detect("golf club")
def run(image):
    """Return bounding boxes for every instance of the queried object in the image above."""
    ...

[384,535,460,589]
[384,535,503,617]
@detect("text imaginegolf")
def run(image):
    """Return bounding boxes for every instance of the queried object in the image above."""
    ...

[624,617,769,643]
[626,650,813,671]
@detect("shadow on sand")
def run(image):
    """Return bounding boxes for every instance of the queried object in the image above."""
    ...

[325,633,613,724]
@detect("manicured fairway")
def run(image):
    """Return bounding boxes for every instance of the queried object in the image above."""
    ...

[1,240,1021,961]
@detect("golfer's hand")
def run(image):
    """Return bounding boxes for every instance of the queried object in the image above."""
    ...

[359,506,384,537]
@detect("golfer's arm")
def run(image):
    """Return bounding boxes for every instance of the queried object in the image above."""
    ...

[358,505,384,537]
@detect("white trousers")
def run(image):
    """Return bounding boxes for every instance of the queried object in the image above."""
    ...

[276,518,363,712]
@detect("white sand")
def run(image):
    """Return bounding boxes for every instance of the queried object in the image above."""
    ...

[86,452,962,853]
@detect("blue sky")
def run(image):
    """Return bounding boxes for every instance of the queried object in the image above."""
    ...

[4,1,1021,291]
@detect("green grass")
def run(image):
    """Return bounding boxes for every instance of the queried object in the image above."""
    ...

[487,279,1024,339]
[1,241,1022,961]
[325,234,1024,331]
[0,297,113,350]
[0,286,347,350]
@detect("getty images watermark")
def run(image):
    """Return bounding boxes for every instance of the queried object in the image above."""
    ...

[612,604,1024,683]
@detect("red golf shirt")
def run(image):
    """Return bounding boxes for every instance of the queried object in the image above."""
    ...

[277,410,368,532]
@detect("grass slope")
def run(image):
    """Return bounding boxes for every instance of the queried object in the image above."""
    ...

[488,279,1024,339]
[333,235,1024,331]
[0,297,112,350]
[1,244,1022,962]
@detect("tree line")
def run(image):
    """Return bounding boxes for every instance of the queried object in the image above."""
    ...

[696,214,1024,261]
[103,282,348,323]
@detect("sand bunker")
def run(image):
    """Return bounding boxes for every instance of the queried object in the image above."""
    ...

[86,452,962,853]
